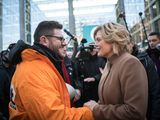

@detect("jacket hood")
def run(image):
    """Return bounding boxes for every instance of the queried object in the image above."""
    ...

[9,40,64,78]
[9,40,62,64]
[9,40,31,65]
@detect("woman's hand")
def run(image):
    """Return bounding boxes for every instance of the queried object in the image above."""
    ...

[83,100,98,111]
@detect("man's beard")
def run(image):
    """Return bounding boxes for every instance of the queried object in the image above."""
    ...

[48,43,60,55]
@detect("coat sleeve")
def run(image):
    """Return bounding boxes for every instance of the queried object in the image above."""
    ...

[0,68,8,113]
[14,65,94,120]
[93,58,148,120]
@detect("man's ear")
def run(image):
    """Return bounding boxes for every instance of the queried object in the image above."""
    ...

[39,36,49,47]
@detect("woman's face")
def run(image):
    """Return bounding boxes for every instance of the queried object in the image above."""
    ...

[94,30,114,58]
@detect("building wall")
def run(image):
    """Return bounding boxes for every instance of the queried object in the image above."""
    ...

[2,0,20,50]
[116,0,160,46]
[0,0,118,49]
[0,0,2,51]
[116,0,144,29]
[131,0,160,44]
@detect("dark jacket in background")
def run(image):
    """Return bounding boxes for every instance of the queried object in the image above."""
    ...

[132,46,160,120]
[0,112,7,120]
[0,65,15,119]
[64,56,80,89]
[147,48,160,77]
[76,52,106,104]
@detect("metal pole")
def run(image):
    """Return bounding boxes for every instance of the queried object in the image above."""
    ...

[139,12,148,40]
[67,0,76,35]
[119,12,130,33]
[139,12,150,48]
[19,0,25,41]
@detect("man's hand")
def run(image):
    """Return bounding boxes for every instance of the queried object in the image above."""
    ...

[84,77,95,82]
[73,89,81,102]
[83,100,98,111]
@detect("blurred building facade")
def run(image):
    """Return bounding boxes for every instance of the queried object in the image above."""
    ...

[0,0,2,50]
[116,0,160,46]
[1,0,20,49]
[32,0,117,44]
[0,0,31,50]
[116,0,145,29]
[0,0,117,50]
[2,0,159,50]
[131,0,160,45]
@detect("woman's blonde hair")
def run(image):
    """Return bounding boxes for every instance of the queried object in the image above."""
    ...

[93,22,130,55]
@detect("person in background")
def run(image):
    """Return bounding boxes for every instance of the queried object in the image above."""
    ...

[0,43,15,120]
[0,112,7,120]
[128,40,160,120]
[147,32,160,77]
[84,22,148,120]
[58,42,81,103]
[9,20,94,120]
[75,42,106,106]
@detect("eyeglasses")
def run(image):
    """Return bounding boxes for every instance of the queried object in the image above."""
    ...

[44,35,65,42]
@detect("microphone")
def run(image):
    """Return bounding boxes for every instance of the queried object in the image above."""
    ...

[156,44,160,51]
[64,29,76,41]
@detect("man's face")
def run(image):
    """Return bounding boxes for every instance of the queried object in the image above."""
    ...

[40,28,66,57]
[148,35,160,49]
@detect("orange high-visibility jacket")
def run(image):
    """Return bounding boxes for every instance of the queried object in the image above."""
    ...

[9,49,94,120]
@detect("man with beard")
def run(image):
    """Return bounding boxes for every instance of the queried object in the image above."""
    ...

[9,21,94,120]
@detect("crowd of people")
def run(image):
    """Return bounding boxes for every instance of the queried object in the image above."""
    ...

[0,20,160,120]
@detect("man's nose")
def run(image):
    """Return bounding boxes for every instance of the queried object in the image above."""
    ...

[150,41,154,45]
[61,41,67,46]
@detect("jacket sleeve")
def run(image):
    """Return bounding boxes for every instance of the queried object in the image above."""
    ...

[17,66,94,120]
[93,73,102,82]
[93,57,106,81]
[93,58,148,120]
[0,68,8,113]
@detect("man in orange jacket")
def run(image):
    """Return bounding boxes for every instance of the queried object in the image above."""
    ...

[9,21,94,120]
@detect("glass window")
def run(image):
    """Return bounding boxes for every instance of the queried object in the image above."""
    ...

[2,0,20,49]
[144,0,149,7]
[158,0,160,13]
[152,3,158,18]
[145,8,150,23]
[27,33,31,43]
[155,19,160,32]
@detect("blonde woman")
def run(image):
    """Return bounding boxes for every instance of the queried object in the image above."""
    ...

[84,22,148,120]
